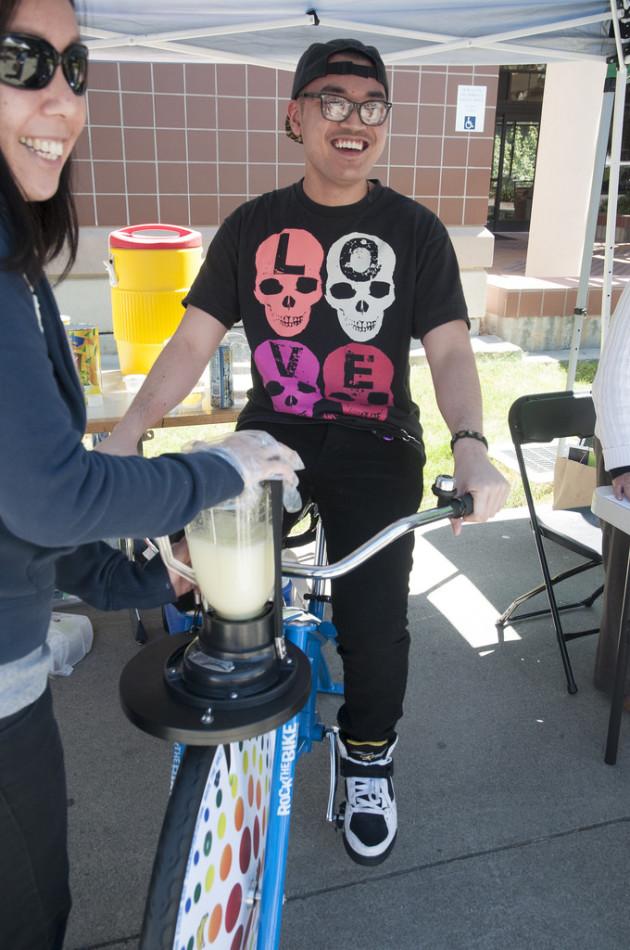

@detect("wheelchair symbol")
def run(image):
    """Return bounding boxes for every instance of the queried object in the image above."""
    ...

[464,115,476,131]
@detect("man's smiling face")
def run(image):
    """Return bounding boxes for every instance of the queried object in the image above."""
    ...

[287,51,389,205]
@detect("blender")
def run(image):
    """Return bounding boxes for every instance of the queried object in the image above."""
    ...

[119,481,310,745]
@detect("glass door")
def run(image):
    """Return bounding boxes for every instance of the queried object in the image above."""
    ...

[488,118,540,230]
[487,66,545,232]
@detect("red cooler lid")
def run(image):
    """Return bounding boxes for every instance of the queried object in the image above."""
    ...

[109,223,202,250]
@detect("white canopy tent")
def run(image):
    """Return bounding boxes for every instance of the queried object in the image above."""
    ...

[78,1,630,379]
[79,2,618,67]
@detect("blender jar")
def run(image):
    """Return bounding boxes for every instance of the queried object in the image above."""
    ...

[185,484,274,620]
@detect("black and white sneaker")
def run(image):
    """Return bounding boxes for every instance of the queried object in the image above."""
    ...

[337,735,398,866]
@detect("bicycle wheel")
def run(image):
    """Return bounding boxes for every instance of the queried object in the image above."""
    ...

[141,731,275,950]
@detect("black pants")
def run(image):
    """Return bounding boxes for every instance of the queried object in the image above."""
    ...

[243,422,424,742]
[0,686,71,949]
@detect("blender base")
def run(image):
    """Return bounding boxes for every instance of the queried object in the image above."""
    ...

[119,633,311,745]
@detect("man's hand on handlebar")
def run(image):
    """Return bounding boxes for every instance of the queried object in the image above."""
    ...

[450,440,510,537]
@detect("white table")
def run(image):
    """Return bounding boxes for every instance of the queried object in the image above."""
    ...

[591,486,630,763]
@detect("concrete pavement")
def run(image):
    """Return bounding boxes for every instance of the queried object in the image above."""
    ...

[52,509,628,950]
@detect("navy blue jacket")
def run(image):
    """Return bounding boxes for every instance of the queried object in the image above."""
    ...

[0,225,243,664]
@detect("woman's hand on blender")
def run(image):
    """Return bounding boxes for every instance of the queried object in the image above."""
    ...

[186,430,304,512]
[166,537,196,598]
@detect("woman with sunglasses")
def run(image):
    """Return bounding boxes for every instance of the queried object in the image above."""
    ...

[0,2,302,947]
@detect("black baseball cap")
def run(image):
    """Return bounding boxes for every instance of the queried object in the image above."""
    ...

[291,38,389,100]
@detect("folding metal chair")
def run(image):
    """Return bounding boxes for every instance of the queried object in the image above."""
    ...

[496,391,603,694]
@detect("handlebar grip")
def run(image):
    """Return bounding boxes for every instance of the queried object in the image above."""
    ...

[449,493,474,518]
[432,474,457,508]
[432,477,473,519]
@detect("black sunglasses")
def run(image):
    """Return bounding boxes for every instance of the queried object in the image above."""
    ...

[0,32,88,96]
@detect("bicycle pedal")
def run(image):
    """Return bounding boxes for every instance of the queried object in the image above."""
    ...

[325,727,340,824]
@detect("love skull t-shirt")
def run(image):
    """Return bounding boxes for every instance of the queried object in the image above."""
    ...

[184,180,468,443]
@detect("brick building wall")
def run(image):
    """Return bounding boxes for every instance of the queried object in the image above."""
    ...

[74,60,498,230]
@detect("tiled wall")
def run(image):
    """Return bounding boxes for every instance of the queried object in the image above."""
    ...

[74,61,498,230]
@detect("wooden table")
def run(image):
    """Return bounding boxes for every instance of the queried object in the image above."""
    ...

[86,370,241,434]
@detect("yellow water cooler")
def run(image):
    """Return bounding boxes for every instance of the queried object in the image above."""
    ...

[107,224,203,375]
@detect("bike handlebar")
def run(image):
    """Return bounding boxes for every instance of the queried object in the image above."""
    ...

[280,493,473,581]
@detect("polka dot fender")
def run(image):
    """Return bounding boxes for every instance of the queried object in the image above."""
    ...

[173,733,275,950]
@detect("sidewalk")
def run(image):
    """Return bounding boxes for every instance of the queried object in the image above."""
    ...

[410,332,600,365]
[52,508,628,950]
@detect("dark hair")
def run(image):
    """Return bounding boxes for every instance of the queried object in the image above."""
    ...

[0,0,80,282]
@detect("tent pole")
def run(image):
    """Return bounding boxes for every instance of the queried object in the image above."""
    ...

[600,64,628,346]
[565,66,616,391]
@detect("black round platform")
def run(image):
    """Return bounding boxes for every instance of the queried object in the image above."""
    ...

[120,633,311,745]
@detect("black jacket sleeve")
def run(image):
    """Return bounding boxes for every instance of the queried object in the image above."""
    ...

[0,266,244,547]
[54,542,175,611]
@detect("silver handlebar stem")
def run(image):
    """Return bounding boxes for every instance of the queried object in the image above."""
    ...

[155,535,195,584]
[280,503,464,581]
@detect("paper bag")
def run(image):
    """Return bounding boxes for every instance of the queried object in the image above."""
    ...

[552,457,596,510]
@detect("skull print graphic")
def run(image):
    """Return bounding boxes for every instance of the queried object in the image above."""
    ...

[323,344,394,421]
[255,340,322,417]
[325,233,396,342]
[254,229,324,337]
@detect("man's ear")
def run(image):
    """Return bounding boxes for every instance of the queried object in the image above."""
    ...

[286,99,303,144]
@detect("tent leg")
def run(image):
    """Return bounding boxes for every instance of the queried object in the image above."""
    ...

[600,64,628,346]
[565,66,616,393]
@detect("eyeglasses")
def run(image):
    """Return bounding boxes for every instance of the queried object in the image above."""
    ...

[299,92,392,127]
[0,32,88,96]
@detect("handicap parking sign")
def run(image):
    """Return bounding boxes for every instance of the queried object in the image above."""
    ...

[455,85,487,132]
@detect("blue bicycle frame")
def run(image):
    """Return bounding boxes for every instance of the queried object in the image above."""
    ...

[258,611,341,947]
[255,510,345,948]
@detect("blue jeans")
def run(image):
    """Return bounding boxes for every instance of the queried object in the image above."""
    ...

[241,421,424,742]
[0,685,70,949]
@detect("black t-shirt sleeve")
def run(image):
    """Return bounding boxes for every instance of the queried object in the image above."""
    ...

[412,216,469,341]
[183,213,241,329]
